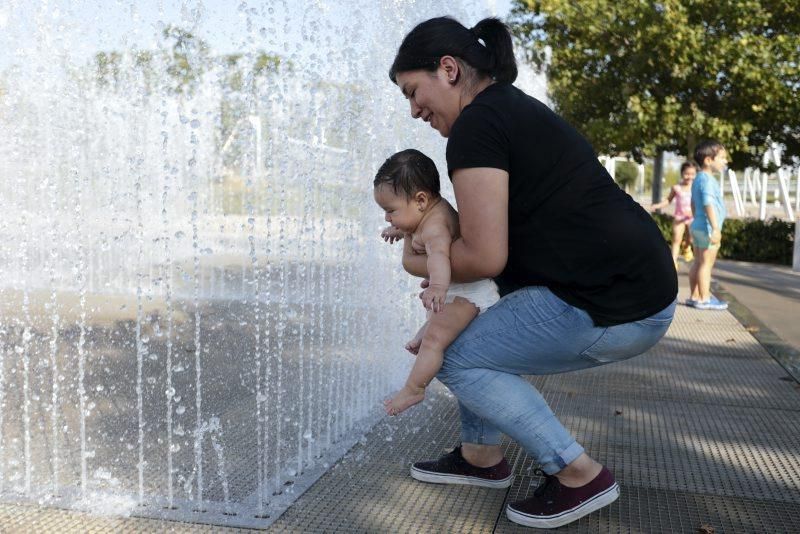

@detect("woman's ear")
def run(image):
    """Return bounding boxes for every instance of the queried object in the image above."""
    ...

[440,56,459,84]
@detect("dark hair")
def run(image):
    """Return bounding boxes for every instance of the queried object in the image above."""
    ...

[389,16,517,85]
[374,149,440,199]
[694,140,725,167]
[679,161,697,174]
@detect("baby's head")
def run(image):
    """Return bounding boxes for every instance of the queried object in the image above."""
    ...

[373,149,441,232]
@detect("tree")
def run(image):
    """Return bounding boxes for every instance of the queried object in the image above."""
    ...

[509,0,800,169]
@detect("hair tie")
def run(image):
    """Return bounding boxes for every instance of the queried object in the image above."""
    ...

[469,27,487,48]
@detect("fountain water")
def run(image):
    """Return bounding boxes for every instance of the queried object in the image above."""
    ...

[0,0,519,527]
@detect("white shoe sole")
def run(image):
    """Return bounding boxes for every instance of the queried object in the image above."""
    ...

[506,482,620,528]
[410,465,513,488]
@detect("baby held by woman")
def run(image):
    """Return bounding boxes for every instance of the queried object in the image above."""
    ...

[373,149,498,415]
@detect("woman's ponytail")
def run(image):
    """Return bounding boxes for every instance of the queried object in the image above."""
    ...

[470,18,517,84]
[390,16,518,85]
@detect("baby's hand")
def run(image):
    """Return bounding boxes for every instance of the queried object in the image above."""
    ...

[421,283,448,313]
[380,225,405,244]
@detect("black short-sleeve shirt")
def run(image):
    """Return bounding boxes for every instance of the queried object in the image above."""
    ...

[447,83,676,326]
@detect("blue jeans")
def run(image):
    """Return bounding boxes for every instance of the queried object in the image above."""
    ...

[438,287,675,474]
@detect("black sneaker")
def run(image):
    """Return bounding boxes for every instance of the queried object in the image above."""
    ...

[410,445,513,488]
[506,467,619,528]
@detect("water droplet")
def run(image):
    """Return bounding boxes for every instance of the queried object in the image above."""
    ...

[176,405,186,415]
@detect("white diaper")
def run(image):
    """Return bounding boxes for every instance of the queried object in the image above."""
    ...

[445,279,500,314]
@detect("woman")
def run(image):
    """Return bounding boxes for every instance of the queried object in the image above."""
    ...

[389,16,677,528]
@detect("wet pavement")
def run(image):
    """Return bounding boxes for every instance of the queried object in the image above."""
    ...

[2,269,800,532]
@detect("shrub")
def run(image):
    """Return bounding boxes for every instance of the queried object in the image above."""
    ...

[719,218,795,265]
[650,213,795,265]
[615,161,639,190]
[651,212,673,242]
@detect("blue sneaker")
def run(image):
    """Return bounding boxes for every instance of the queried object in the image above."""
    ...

[695,296,728,310]
[685,298,698,307]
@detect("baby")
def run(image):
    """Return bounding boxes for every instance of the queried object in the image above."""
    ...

[373,149,499,415]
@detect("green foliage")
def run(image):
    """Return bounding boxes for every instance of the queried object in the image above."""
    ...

[94,51,123,87]
[510,0,800,168]
[615,161,639,190]
[91,26,282,98]
[650,213,795,265]
[719,217,795,265]
[89,26,284,173]
[651,212,674,243]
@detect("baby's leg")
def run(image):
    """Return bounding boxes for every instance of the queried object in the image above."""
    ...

[405,320,429,355]
[385,298,479,415]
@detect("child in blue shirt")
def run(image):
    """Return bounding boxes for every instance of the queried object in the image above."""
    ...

[688,140,728,310]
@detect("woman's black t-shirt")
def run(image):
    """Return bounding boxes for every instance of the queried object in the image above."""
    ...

[446,83,677,326]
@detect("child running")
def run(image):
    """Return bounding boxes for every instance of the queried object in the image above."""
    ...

[373,149,499,416]
[651,161,697,269]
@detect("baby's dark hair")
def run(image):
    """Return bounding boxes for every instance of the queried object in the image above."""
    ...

[374,149,440,199]
[694,140,725,167]
[680,161,697,174]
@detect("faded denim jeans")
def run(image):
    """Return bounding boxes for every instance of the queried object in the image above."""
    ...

[438,286,675,474]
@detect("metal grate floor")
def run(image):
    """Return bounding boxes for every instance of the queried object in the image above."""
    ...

[271,295,800,533]
[3,286,800,532]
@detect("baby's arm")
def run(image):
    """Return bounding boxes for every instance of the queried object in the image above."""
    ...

[420,224,452,313]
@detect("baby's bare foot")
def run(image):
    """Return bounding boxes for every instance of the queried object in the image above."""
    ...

[384,385,425,416]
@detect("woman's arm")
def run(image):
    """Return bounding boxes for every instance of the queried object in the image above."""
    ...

[449,167,509,282]
[402,233,427,276]
[403,167,508,282]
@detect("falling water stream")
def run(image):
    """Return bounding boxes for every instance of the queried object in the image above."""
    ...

[0,0,543,527]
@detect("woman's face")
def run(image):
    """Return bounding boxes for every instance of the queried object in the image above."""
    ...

[395,66,461,138]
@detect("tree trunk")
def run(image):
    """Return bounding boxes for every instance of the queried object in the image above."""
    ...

[652,149,665,203]
[686,133,697,164]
